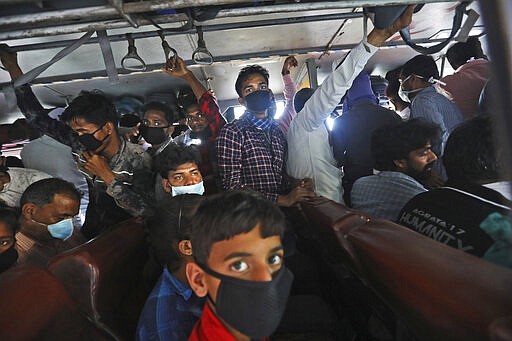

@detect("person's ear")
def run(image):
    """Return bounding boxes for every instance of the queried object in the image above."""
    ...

[393,159,408,171]
[104,122,114,135]
[21,203,36,219]
[178,239,193,256]
[162,178,172,193]
[186,262,208,297]
[238,96,245,107]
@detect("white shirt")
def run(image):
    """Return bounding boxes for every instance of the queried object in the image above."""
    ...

[0,167,51,207]
[286,41,378,203]
[21,135,89,226]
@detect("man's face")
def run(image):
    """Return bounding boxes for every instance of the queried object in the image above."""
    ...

[143,110,174,136]
[162,162,203,192]
[202,224,283,302]
[185,106,209,133]
[69,118,112,152]
[238,73,271,117]
[23,194,79,241]
[398,73,424,100]
[0,222,15,254]
[399,143,438,180]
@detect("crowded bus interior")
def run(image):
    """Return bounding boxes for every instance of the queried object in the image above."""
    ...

[0,0,511,340]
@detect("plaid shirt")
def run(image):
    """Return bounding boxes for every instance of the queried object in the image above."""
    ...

[136,268,204,341]
[216,112,289,202]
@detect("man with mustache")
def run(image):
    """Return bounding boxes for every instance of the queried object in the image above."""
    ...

[350,119,440,221]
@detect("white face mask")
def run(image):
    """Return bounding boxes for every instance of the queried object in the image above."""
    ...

[171,181,205,197]
[398,74,424,103]
[397,107,411,120]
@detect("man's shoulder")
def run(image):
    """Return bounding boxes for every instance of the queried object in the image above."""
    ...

[124,141,148,155]
[218,118,253,140]
[119,142,152,168]
[355,172,424,190]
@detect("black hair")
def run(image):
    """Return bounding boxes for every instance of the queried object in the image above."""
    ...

[154,143,202,179]
[293,88,316,113]
[177,88,198,112]
[446,36,486,70]
[146,194,204,269]
[372,118,441,171]
[235,65,270,97]
[190,190,285,264]
[443,114,502,183]
[0,207,20,235]
[385,79,401,101]
[60,91,118,127]
[20,178,81,208]
[143,101,175,123]
[401,55,440,81]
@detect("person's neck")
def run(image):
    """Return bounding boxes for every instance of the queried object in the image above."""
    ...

[171,263,188,284]
[100,135,121,160]
[251,111,268,120]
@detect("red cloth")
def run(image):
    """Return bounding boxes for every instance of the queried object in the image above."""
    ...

[198,91,225,143]
[440,59,490,120]
[188,303,269,341]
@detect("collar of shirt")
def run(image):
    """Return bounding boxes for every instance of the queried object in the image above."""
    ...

[377,171,424,183]
[163,267,194,300]
[108,137,126,168]
[457,58,489,72]
[243,111,274,130]
[189,303,238,341]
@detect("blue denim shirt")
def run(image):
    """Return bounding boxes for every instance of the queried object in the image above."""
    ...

[136,268,204,341]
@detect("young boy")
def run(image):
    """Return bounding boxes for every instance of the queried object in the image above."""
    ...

[186,191,294,341]
[137,194,205,341]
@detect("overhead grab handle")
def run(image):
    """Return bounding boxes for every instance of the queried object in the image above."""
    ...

[192,26,214,65]
[399,2,470,55]
[121,33,146,71]
[157,30,178,63]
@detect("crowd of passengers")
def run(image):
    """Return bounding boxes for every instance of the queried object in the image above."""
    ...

[0,6,510,340]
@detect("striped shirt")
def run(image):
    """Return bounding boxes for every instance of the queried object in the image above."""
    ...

[351,171,427,221]
[410,86,463,153]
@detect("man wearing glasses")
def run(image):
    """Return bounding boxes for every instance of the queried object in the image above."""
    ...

[164,56,225,177]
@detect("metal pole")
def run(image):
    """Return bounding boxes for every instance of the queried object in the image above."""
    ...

[0,37,452,87]
[306,58,319,89]
[3,12,364,48]
[0,0,455,31]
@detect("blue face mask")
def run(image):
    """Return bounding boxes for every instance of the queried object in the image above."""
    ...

[47,218,74,240]
[171,181,205,197]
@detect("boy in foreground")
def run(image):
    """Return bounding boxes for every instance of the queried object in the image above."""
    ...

[186,191,293,341]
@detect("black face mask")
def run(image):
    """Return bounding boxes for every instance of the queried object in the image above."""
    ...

[200,263,293,339]
[78,123,108,151]
[245,90,272,113]
[0,246,18,273]
[139,125,168,146]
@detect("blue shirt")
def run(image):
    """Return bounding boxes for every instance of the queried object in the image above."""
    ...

[410,86,463,154]
[136,268,204,341]
[351,171,427,221]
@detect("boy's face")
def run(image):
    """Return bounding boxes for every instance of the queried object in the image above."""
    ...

[186,222,292,339]
[162,162,203,192]
[187,223,284,298]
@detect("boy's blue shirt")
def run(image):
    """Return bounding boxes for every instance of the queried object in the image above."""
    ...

[136,267,205,341]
